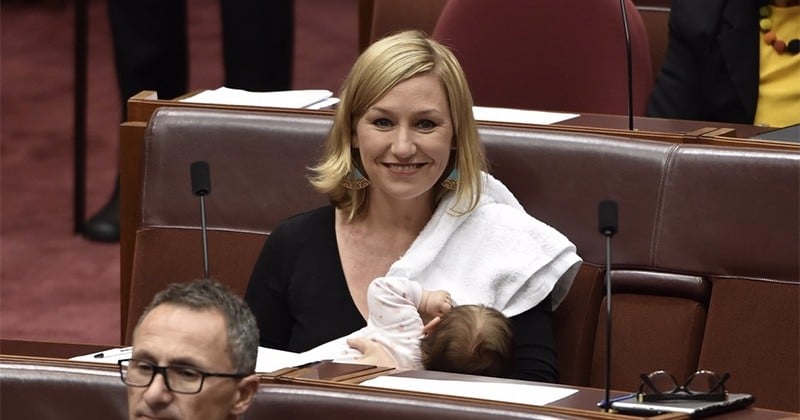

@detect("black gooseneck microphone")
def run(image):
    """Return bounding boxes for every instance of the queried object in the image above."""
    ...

[598,200,619,411]
[190,161,212,279]
[619,0,634,131]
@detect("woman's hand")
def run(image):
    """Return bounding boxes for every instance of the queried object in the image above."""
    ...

[346,338,397,367]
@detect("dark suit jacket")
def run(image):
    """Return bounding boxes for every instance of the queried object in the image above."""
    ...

[646,0,760,124]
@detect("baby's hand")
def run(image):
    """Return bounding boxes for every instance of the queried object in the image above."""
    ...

[422,290,453,320]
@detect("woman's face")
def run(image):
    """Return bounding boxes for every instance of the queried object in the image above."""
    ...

[354,73,454,206]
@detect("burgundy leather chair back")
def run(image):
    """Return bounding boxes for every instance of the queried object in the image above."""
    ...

[480,127,799,410]
[0,358,128,419]
[433,0,653,115]
[368,0,448,43]
[126,107,329,343]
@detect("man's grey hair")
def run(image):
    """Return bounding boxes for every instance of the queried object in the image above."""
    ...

[136,278,259,373]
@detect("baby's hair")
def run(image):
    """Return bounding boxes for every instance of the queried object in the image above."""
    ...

[420,305,514,377]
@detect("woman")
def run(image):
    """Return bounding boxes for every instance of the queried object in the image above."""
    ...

[245,30,581,382]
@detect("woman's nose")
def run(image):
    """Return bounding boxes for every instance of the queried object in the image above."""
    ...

[391,127,416,158]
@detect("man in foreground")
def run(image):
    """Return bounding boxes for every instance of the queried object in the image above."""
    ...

[120,278,260,419]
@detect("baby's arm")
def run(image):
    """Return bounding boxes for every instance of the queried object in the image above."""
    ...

[367,277,452,328]
[367,277,425,329]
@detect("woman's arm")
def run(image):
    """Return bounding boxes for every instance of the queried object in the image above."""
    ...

[245,226,293,349]
[507,294,558,383]
[246,207,368,352]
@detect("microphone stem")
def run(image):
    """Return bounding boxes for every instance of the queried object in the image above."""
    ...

[200,195,209,279]
[619,0,633,131]
[604,233,613,411]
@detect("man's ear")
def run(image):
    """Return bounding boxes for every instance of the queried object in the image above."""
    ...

[230,374,259,416]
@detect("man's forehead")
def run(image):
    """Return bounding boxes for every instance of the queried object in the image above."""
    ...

[132,304,231,367]
[140,303,225,328]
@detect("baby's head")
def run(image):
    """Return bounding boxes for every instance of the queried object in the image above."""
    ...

[420,305,514,377]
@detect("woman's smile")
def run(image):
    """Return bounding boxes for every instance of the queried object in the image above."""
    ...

[384,162,429,174]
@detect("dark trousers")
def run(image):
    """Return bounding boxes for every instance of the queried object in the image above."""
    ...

[107,0,294,119]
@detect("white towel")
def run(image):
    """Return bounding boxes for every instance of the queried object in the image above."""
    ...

[387,172,581,317]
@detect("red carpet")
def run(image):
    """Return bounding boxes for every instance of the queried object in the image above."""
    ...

[0,0,224,346]
[2,0,122,346]
[1,0,357,347]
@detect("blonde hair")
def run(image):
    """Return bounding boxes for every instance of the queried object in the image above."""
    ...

[308,30,487,221]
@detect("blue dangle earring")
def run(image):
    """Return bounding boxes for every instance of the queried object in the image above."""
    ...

[343,166,370,190]
[441,168,459,191]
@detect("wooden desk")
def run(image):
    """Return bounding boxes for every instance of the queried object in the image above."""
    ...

[558,113,773,140]
[2,343,795,419]
[0,338,108,359]
[381,370,793,420]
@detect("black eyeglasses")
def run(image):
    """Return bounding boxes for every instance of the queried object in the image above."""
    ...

[118,358,249,394]
[638,370,730,402]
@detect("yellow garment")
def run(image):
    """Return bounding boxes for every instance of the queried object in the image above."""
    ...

[754,5,800,127]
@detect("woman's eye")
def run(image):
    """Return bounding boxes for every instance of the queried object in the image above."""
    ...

[416,119,436,130]
[373,118,393,128]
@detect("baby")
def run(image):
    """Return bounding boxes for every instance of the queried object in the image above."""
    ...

[421,303,514,377]
[302,276,513,377]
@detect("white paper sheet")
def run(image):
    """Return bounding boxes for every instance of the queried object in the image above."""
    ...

[180,89,576,123]
[69,346,133,363]
[473,106,578,125]
[360,375,577,406]
[255,346,315,373]
[71,345,347,375]
[181,87,337,109]
[70,346,311,373]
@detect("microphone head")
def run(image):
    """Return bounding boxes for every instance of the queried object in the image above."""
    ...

[190,161,211,196]
[598,200,618,236]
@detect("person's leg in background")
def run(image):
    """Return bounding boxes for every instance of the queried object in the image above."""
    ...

[220,0,294,91]
[84,0,188,242]
[86,0,294,242]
